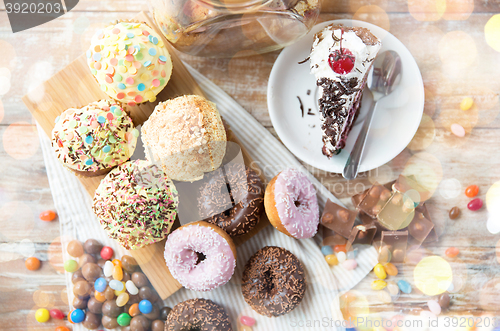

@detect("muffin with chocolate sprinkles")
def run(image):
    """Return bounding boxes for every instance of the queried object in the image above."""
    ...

[241,246,306,317]
[92,160,178,249]
[165,298,232,331]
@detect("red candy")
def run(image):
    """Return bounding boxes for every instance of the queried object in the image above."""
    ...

[39,210,57,222]
[49,308,65,319]
[465,185,479,198]
[240,316,255,327]
[328,49,355,74]
[101,246,114,260]
[467,198,483,211]
[445,247,459,258]
[334,245,347,253]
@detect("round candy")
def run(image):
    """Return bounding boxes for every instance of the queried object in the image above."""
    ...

[371,280,387,290]
[70,309,86,323]
[49,308,64,319]
[373,263,387,280]
[39,210,57,221]
[121,255,138,273]
[139,299,153,314]
[55,327,70,331]
[334,245,346,253]
[117,313,132,326]
[465,185,479,198]
[64,259,79,272]
[384,263,398,276]
[82,262,101,281]
[95,277,107,292]
[467,198,483,211]
[343,259,357,270]
[337,251,347,263]
[101,246,114,260]
[460,97,474,111]
[397,280,412,294]
[125,280,139,295]
[325,254,338,266]
[445,247,459,258]
[35,308,50,323]
[129,303,140,317]
[83,239,102,254]
[321,245,334,256]
[160,306,172,320]
[25,257,41,271]
[94,290,106,302]
[67,240,84,257]
[449,207,460,220]
[427,299,442,315]
[240,315,256,327]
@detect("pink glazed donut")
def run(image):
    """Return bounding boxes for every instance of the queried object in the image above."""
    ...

[264,168,320,239]
[164,221,237,291]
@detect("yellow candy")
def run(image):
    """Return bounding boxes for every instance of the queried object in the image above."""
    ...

[325,254,338,266]
[119,66,127,73]
[371,280,387,290]
[141,73,150,81]
[113,265,123,281]
[460,97,474,111]
[114,282,126,296]
[116,292,129,307]
[35,308,50,323]
[384,263,398,276]
[374,263,387,280]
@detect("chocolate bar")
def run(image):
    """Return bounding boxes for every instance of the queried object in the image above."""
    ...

[346,224,377,251]
[358,183,392,218]
[393,175,431,205]
[377,191,415,230]
[380,230,409,263]
[321,226,347,246]
[320,199,357,239]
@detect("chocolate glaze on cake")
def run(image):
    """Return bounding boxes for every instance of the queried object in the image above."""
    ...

[241,246,306,317]
[165,298,232,331]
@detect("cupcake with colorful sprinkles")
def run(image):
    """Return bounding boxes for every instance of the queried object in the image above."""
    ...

[86,20,173,106]
[51,99,138,177]
[92,160,179,250]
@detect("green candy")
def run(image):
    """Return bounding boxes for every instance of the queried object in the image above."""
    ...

[117,313,131,326]
[64,259,79,273]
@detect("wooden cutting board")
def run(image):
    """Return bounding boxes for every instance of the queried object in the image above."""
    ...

[23,11,269,299]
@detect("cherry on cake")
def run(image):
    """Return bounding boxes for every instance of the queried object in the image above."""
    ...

[310,24,381,157]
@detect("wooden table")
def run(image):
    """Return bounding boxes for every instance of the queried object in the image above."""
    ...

[1,1,500,330]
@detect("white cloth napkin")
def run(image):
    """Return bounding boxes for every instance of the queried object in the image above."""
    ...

[38,64,377,331]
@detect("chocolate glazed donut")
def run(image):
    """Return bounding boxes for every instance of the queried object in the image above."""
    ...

[165,298,232,331]
[198,164,264,237]
[241,246,306,317]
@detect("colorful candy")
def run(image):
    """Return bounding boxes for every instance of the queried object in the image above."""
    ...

[438,293,450,309]
[94,277,107,292]
[116,292,129,307]
[25,257,41,271]
[129,303,140,317]
[371,280,387,290]
[35,308,50,323]
[101,246,114,260]
[117,312,132,326]
[373,263,387,279]
[240,315,256,327]
[114,282,126,296]
[449,207,460,220]
[384,263,398,276]
[325,254,338,266]
[67,240,84,257]
[321,245,334,256]
[467,198,483,211]
[39,210,57,221]
[397,280,412,294]
[103,260,114,277]
[125,280,139,295]
[427,299,442,315]
[94,290,106,302]
[386,281,399,296]
[109,279,124,291]
[64,259,79,272]
[55,327,70,331]
[112,258,122,267]
[113,265,123,281]
[460,97,474,111]
[445,247,460,258]
[465,185,479,198]
[337,251,347,263]
[347,249,358,260]
[70,309,85,323]
[139,299,153,314]
[451,123,465,137]
[343,259,357,270]
[49,308,64,319]
[334,244,347,253]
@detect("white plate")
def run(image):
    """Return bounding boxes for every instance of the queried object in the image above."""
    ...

[267,19,424,173]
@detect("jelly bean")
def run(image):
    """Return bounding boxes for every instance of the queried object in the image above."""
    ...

[378,246,392,264]
[321,245,334,256]
[112,258,122,267]
[371,280,387,290]
[427,299,441,315]
[109,279,124,291]
[25,257,41,271]
[55,327,70,331]
[113,265,123,281]
[94,290,106,302]
[67,240,84,258]
[337,251,347,263]
[465,185,479,198]
[347,248,358,260]
[49,308,64,319]
[70,309,85,323]
[334,245,347,253]
[64,259,79,273]
[240,315,256,327]
[116,292,129,307]
[449,207,460,220]
[129,303,140,317]
[139,299,153,314]
[114,282,127,296]
[103,260,114,277]
[451,123,465,137]
[438,293,450,309]
[343,259,357,270]
[386,281,400,297]
[445,247,459,258]
[468,198,483,211]
[126,280,139,295]
[325,254,338,266]
[397,280,412,294]
[373,263,387,280]
[384,263,398,276]
[378,290,392,304]
[35,308,50,323]
[39,210,56,221]
[117,312,131,326]
[460,97,474,111]
[94,277,107,292]
[101,246,114,260]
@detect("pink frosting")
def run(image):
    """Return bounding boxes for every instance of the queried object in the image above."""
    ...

[273,169,319,239]
[164,224,236,291]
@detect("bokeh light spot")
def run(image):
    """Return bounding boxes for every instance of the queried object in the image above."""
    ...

[407,114,435,151]
[408,0,446,21]
[48,237,64,273]
[485,14,500,52]
[480,277,500,310]
[33,290,55,308]
[443,0,474,20]
[339,290,370,326]
[414,256,453,295]
[438,31,477,75]
[352,6,390,33]
[0,68,11,96]
[0,201,35,240]
[486,182,500,234]
[0,99,4,124]
[403,152,443,200]
[439,178,461,199]
[0,40,16,69]
[409,25,444,66]
[3,122,40,160]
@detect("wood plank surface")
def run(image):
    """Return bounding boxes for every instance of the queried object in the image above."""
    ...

[1,1,500,330]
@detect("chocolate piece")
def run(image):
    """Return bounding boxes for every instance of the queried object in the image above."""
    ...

[121,255,138,273]
[160,307,172,321]
[346,224,377,251]
[416,204,438,243]
[152,320,165,331]
[449,207,460,220]
[380,231,409,263]
[165,298,232,331]
[320,199,357,238]
[321,226,347,246]
[72,269,84,284]
[87,297,103,314]
[377,192,415,230]
[72,296,88,309]
[359,183,392,218]
[79,253,97,267]
[130,315,151,331]
[83,311,101,330]
[84,239,103,255]
[351,188,369,209]
[242,246,306,317]
[144,305,160,320]
[408,206,434,248]
[102,316,119,329]
[102,300,124,318]
[139,286,153,300]
[82,263,101,282]
[131,272,149,288]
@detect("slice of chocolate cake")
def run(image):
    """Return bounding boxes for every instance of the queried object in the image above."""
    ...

[310,24,381,157]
